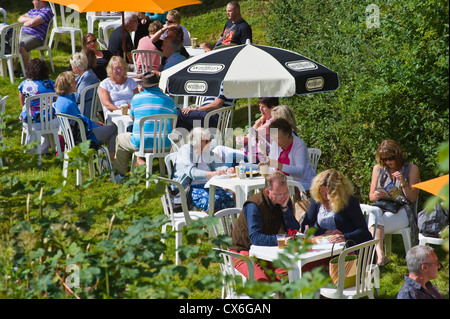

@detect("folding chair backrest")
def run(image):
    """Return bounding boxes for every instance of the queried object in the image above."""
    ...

[25,93,57,132]
[137,114,177,155]
[158,177,193,225]
[54,107,87,151]
[336,239,379,297]
[308,148,322,172]
[78,82,100,121]
[204,104,234,146]
[214,207,241,237]
[132,49,163,74]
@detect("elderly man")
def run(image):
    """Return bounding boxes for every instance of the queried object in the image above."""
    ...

[397,245,442,299]
[154,36,186,75]
[108,12,139,64]
[113,72,176,182]
[18,0,54,70]
[229,171,300,281]
[201,1,252,51]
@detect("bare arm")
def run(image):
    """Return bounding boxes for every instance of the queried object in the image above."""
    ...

[19,14,45,28]
[98,87,120,111]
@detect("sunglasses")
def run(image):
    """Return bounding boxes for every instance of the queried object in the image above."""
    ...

[382,155,396,162]
[166,19,175,24]
[86,39,96,45]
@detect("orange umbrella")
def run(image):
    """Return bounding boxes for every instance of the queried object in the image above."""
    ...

[48,0,202,13]
[412,174,449,200]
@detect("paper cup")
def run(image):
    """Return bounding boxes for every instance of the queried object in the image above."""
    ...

[121,104,128,115]
[191,38,198,49]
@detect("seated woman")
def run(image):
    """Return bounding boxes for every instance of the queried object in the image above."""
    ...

[98,56,139,123]
[172,127,235,212]
[70,51,99,119]
[368,139,420,266]
[18,58,58,154]
[212,97,279,167]
[302,169,373,245]
[263,118,315,191]
[82,33,114,80]
[135,20,164,72]
[54,71,117,160]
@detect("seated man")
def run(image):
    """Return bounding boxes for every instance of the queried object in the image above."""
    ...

[397,245,442,299]
[229,171,300,281]
[176,83,234,132]
[108,12,138,64]
[113,72,176,182]
[18,0,54,70]
[154,36,186,75]
[201,1,252,51]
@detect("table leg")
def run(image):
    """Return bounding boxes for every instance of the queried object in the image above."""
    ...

[208,184,216,216]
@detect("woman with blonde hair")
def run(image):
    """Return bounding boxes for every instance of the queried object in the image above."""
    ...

[368,139,420,266]
[301,169,372,245]
[271,104,298,133]
[98,56,139,123]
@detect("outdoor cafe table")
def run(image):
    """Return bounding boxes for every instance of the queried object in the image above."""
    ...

[206,175,301,216]
[249,242,345,283]
[185,46,205,57]
[106,110,133,134]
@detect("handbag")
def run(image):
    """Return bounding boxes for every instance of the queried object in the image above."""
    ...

[329,240,357,288]
[292,193,311,224]
[372,199,403,213]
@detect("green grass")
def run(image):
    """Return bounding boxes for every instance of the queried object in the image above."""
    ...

[1,0,448,299]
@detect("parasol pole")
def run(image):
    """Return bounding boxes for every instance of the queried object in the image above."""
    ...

[248,97,253,178]
[121,12,126,61]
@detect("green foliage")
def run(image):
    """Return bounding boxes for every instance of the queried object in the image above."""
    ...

[267,0,449,203]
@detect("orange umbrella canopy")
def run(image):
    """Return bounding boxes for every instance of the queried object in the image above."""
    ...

[48,0,202,13]
[413,174,449,200]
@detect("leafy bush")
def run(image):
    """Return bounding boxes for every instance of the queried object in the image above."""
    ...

[266,0,449,202]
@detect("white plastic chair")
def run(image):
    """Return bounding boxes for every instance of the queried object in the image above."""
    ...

[21,93,61,164]
[0,7,6,23]
[32,18,55,73]
[158,177,209,265]
[384,198,418,255]
[204,104,235,146]
[360,203,380,296]
[55,109,114,186]
[78,82,100,121]
[99,20,121,46]
[0,95,7,167]
[308,148,321,172]
[319,238,379,299]
[164,152,177,179]
[167,130,187,152]
[130,114,177,188]
[213,207,241,238]
[48,3,83,55]
[0,22,26,83]
[131,49,163,74]
[213,247,254,299]
[419,233,445,246]
[97,38,108,51]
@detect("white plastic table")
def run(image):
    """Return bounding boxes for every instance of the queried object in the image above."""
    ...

[250,242,345,283]
[106,110,133,134]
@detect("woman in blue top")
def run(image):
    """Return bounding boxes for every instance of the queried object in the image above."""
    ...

[54,71,117,159]
[18,58,58,154]
[302,169,372,245]
[172,127,235,212]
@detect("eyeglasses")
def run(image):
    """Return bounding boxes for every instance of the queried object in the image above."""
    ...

[86,39,96,45]
[270,190,289,198]
[166,19,175,24]
[113,66,125,71]
[382,155,396,162]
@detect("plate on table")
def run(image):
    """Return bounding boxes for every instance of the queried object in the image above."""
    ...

[246,170,260,177]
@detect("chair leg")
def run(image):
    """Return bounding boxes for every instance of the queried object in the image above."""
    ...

[384,233,392,255]
[145,155,154,188]
[401,228,412,253]
[70,31,76,55]
[7,58,14,84]
[175,230,182,265]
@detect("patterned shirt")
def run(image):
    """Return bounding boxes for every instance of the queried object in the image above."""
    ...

[18,79,55,122]
[21,5,54,44]
[397,275,442,299]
